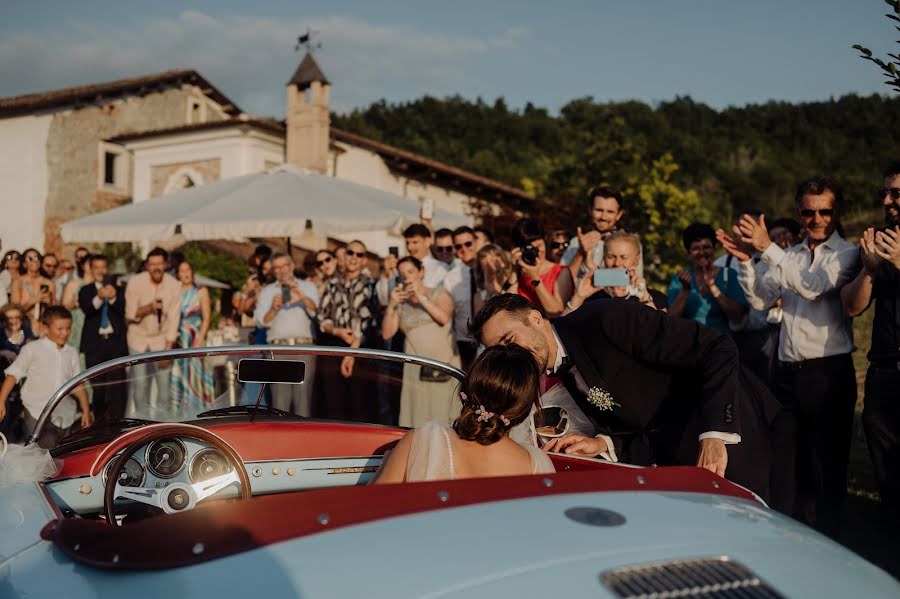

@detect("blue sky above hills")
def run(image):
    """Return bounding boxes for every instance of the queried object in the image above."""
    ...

[0,1,892,116]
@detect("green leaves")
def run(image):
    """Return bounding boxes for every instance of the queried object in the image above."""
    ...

[855,7,900,92]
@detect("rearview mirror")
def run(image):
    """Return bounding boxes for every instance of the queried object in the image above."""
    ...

[237,359,305,384]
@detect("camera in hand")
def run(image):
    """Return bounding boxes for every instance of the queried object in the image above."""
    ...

[102,274,118,287]
[520,245,539,266]
[281,284,291,305]
[40,284,50,303]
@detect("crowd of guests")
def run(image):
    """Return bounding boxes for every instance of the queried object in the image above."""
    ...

[1,163,899,543]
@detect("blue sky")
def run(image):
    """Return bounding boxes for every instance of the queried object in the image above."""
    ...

[0,1,893,117]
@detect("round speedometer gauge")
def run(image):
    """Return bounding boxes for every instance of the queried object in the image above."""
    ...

[189,448,232,483]
[145,438,187,478]
[103,457,145,488]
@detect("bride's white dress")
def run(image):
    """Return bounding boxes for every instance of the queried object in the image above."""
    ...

[405,420,555,482]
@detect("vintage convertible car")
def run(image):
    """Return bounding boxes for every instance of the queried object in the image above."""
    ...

[1,345,898,598]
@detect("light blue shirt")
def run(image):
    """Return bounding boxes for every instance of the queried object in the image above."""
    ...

[255,278,320,340]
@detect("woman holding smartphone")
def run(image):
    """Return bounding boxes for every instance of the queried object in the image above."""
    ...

[10,248,55,333]
[382,256,457,428]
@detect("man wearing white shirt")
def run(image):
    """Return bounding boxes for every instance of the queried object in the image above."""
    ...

[718,176,859,536]
[376,223,448,311]
[560,186,644,282]
[255,252,319,416]
[443,226,479,370]
[0,306,91,448]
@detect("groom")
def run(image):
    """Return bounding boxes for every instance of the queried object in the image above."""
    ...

[471,294,779,498]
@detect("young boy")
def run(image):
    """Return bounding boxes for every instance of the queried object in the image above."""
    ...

[0,305,92,448]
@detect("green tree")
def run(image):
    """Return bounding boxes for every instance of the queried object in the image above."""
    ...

[853,0,900,93]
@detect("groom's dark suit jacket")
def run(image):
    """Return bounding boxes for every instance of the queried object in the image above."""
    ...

[551,299,780,496]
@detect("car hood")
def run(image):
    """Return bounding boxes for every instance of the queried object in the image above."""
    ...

[6,490,899,598]
[0,483,57,565]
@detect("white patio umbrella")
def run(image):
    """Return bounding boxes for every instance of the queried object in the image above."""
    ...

[60,165,470,243]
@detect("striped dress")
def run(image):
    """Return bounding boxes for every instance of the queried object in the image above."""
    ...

[170,285,214,414]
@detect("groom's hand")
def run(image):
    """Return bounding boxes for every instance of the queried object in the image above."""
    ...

[696,438,728,477]
[542,434,607,457]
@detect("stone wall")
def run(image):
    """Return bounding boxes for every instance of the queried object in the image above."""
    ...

[43,85,221,255]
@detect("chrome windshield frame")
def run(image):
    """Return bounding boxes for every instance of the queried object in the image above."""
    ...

[27,344,466,446]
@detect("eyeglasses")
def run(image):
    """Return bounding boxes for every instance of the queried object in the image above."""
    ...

[434,246,454,254]
[453,240,474,250]
[43,262,58,268]
[549,241,569,251]
[5,255,20,262]
[25,255,40,262]
[799,208,834,218]
[347,250,367,258]
[534,406,570,439]
[316,256,333,267]
[879,187,900,201]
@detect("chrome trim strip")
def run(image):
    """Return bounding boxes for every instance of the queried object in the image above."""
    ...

[28,345,464,445]
[36,482,65,521]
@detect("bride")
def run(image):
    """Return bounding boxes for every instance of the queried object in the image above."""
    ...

[374,344,555,483]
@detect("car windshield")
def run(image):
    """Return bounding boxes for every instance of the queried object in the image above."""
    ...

[31,346,465,450]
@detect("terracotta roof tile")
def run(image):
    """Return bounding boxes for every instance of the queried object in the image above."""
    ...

[108,118,285,143]
[0,70,242,117]
[287,53,329,89]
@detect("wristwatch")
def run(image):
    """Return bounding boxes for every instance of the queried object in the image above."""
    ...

[531,279,541,288]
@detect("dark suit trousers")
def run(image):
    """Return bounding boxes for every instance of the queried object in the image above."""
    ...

[773,353,856,537]
[863,364,900,533]
[85,340,128,422]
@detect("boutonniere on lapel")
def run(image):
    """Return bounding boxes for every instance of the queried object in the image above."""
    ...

[587,386,620,411]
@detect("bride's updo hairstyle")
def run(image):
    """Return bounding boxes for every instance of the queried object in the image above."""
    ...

[453,344,540,445]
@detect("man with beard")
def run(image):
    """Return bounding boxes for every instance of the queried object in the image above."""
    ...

[124,247,182,419]
[841,161,900,536]
[560,186,642,283]
[718,176,859,536]
[470,293,779,500]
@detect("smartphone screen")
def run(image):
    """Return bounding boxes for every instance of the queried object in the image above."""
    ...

[593,268,630,288]
[420,197,435,220]
[388,246,399,258]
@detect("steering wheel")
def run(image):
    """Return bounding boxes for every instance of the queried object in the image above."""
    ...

[102,424,252,526]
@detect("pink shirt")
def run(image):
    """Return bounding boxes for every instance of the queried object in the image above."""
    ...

[124,272,182,352]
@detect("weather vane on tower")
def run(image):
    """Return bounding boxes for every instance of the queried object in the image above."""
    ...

[295,28,323,54]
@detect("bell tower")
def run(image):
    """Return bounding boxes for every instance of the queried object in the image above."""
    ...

[285,53,330,173]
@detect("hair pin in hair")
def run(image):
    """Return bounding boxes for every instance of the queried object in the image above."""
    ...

[475,404,510,426]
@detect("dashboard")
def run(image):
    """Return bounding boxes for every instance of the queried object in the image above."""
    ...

[46,435,384,516]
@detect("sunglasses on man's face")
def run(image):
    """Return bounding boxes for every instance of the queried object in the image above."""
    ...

[549,241,569,251]
[799,208,834,218]
[879,187,900,201]
[316,256,333,267]
[43,261,58,268]
[434,245,454,254]
[347,250,367,258]
[453,240,474,250]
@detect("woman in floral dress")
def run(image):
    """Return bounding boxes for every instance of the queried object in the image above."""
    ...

[170,260,214,414]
